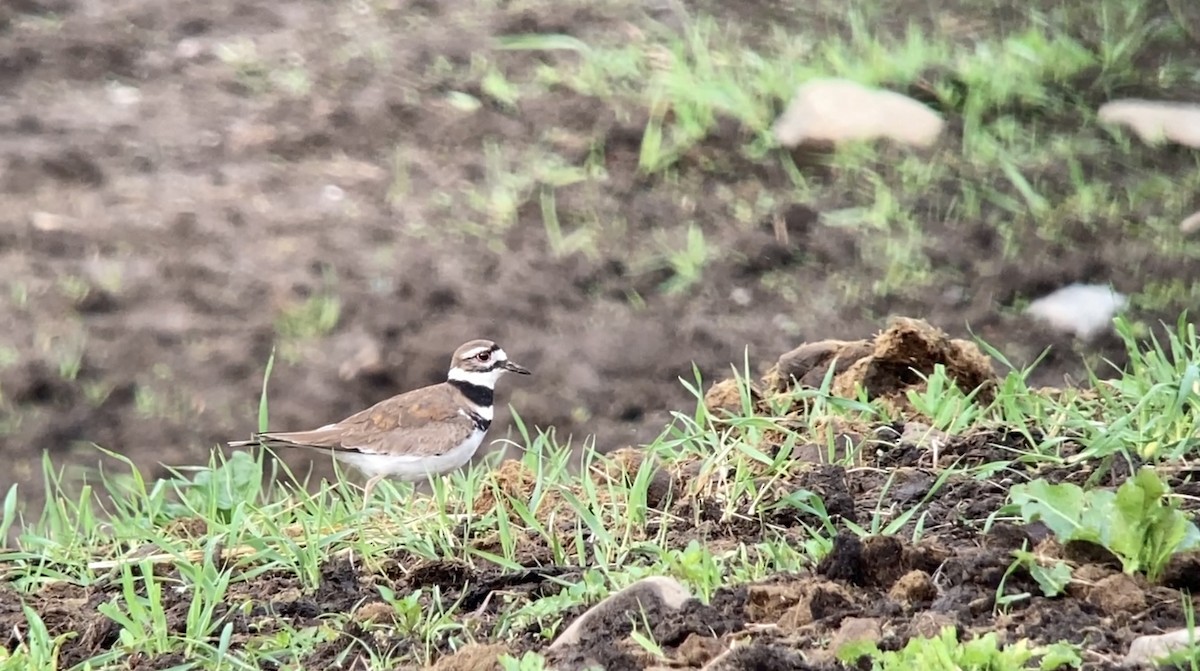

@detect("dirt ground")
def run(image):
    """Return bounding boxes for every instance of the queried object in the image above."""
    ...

[3,424,1197,669]
[1,0,1197,519]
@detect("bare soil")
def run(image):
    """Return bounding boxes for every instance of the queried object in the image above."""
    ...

[4,325,1199,668]
[3,424,1197,669]
[2,0,1200,665]
[4,0,1198,516]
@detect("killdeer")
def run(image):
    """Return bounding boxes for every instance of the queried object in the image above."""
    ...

[228,339,531,502]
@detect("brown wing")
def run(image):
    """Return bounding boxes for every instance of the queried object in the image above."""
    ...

[249,384,478,458]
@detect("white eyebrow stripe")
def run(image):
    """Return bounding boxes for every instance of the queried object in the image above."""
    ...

[461,346,494,359]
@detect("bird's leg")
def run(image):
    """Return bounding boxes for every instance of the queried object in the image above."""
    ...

[361,473,385,510]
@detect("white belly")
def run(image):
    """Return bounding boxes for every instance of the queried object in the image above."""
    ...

[333,430,487,482]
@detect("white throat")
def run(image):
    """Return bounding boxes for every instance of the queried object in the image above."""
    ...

[448,366,503,388]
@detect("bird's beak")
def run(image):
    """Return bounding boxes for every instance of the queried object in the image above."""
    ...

[503,360,531,375]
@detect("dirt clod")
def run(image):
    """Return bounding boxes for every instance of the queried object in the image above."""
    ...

[1087,572,1147,615]
[429,644,511,671]
[704,378,754,414]
[746,582,807,622]
[352,601,395,624]
[909,611,957,639]
[777,580,852,630]
[816,533,909,588]
[677,633,726,666]
[473,459,540,515]
[828,616,883,656]
[831,317,995,404]
[549,576,693,651]
[888,570,937,605]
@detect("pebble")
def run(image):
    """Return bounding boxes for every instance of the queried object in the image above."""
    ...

[106,82,142,107]
[322,184,346,203]
[1181,211,1200,235]
[772,78,944,148]
[176,38,206,61]
[1124,628,1200,666]
[30,211,70,231]
[1098,99,1200,147]
[1024,283,1128,341]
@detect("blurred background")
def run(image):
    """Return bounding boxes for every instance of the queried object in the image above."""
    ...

[2,0,1198,514]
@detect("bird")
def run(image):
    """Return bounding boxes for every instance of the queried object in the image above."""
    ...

[228,339,531,503]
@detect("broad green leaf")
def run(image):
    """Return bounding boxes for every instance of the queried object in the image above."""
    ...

[835,638,880,663]
[1073,489,1112,548]
[1010,480,1086,540]
[1108,482,1148,573]
[1039,642,1083,669]
[1028,560,1072,597]
[1132,467,1168,501]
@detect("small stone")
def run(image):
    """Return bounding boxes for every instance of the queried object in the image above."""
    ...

[107,82,141,106]
[730,287,752,306]
[899,422,951,452]
[1181,211,1200,235]
[353,601,395,624]
[272,587,304,604]
[322,184,346,203]
[30,211,70,231]
[1024,283,1128,341]
[1125,629,1200,666]
[773,78,944,148]
[176,38,206,60]
[1098,100,1200,148]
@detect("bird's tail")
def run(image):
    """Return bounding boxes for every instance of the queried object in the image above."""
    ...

[227,433,331,453]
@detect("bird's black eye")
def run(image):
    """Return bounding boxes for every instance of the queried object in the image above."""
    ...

[477,351,491,362]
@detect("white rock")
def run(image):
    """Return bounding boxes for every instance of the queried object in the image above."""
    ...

[1024,283,1128,341]
[30,211,70,231]
[1181,211,1200,235]
[900,422,951,452]
[772,78,944,148]
[1098,100,1200,148]
[1124,628,1200,666]
[106,82,142,107]
[176,38,205,60]
[321,184,346,203]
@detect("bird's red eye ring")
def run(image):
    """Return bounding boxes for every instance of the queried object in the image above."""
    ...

[477,351,491,362]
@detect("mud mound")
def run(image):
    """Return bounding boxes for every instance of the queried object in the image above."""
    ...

[706,317,996,418]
